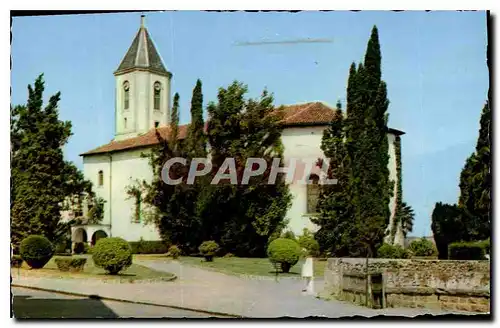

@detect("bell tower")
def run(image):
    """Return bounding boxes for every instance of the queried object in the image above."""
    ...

[113,15,172,141]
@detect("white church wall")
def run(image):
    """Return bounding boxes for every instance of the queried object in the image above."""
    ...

[281,126,326,236]
[108,149,160,241]
[83,154,112,225]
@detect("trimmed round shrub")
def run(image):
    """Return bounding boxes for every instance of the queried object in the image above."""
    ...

[267,238,301,273]
[199,241,219,262]
[223,252,235,258]
[168,245,181,259]
[20,235,54,269]
[377,243,411,259]
[409,238,437,257]
[92,237,132,274]
[298,230,320,257]
[11,255,23,268]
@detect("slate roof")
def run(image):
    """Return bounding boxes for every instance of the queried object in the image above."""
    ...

[81,102,405,156]
[114,17,170,77]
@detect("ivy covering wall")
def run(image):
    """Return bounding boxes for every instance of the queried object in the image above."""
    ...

[391,135,403,243]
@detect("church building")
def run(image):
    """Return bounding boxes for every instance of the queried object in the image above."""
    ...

[73,16,406,248]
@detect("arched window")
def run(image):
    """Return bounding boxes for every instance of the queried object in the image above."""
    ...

[153,81,161,110]
[124,118,127,129]
[307,174,320,214]
[98,170,104,187]
[123,81,130,110]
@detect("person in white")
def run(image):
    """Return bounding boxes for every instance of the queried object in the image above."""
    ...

[301,254,314,294]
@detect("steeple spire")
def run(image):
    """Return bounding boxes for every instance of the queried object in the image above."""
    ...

[114,15,170,77]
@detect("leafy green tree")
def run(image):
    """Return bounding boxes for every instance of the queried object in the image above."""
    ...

[200,81,291,257]
[11,75,92,247]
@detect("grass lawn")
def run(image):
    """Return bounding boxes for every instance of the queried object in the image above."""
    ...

[12,255,175,282]
[178,256,327,278]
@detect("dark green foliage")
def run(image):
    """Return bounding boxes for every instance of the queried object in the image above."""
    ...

[11,255,23,268]
[376,243,410,259]
[391,137,414,241]
[129,239,170,254]
[458,101,491,241]
[448,241,486,260]
[267,238,301,273]
[199,241,219,261]
[297,229,320,257]
[137,80,290,257]
[54,257,87,272]
[73,242,86,255]
[431,202,465,259]
[92,237,133,274]
[477,238,490,255]
[54,239,72,254]
[186,79,207,159]
[398,202,415,239]
[281,230,297,241]
[11,75,93,248]
[20,235,54,269]
[408,238,437,257]
[168,245,181,259]
[315,26,393,257]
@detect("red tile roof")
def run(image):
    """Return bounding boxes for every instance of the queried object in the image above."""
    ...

[81,102,404,156]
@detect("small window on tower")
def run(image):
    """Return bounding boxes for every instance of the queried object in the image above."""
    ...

[154,121,159,128]
[124,118,128,128]
[154,82,161,110]
[123,81,130,110]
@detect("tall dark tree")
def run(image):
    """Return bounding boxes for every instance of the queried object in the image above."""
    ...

[431,202,464,259]
[317,26,393,257]
[313,101,355,256]
[458,101,491,241]
[133,91,203,253]
[186,79,207,159]
[11,75,92,247]
[199,81,291,256]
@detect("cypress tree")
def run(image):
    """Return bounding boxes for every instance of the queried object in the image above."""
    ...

[316,26,393,257]
[313,101,354,256]
[186,79,207,159]
[458,101,491,241]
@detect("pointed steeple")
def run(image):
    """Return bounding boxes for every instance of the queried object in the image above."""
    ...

[114,15,170,77]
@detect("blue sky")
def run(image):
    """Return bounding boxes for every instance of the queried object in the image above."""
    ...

[11,11,488,237]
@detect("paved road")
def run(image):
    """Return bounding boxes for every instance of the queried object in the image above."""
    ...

[11,287,216,319]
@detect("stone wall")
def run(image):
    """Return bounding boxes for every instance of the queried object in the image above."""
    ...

[322,258,490,313]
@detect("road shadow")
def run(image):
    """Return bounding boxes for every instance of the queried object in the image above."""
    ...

[12,295,119,319]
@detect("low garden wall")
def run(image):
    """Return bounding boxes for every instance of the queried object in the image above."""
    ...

[323,258,490,313]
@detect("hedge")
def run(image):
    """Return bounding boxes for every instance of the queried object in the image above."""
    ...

[448,241,486,260]
[129,239,169,254]
[377,243,411,259]
[54,257,87,272]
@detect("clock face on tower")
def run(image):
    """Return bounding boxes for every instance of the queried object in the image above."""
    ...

[123,81,130,91]
[154,82,161,91]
